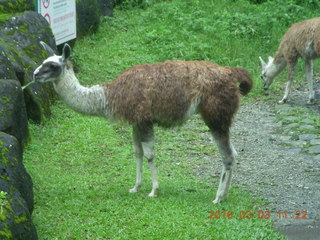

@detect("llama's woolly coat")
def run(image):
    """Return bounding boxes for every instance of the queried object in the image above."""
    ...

[103,60,252,131]
[274,17,320,64]
[34,41,253,202]
[260,17,320,104]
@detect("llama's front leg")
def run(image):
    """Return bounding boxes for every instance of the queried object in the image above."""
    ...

[212,131,236,204]
[135,122,159,197]
[306,59,314,104]
[129,127,143,193]
[279,64,295,104]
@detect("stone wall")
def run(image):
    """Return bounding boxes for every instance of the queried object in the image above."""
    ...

[0,132,37,240]
[0,0,113,38]
[0,1,113,239]
[0,10,56,240]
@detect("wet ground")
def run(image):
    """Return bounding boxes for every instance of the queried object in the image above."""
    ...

[195,79,320,239]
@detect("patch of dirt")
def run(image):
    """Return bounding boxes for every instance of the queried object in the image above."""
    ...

[196,79,320,239]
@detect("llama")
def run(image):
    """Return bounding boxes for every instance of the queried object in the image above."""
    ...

[259,17,320,104]
[34,41,253,204]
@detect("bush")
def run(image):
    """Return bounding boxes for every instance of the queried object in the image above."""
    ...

[111,0,162,9]
[0,0,33,14]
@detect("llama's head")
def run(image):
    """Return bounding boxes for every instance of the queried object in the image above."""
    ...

[259,56,275,90]
[34,41,71,83]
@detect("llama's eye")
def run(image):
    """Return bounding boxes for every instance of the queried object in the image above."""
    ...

[50,64,60,71]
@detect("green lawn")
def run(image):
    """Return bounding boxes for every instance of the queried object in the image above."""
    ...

[25,103,284,239]
[24,0,319,239]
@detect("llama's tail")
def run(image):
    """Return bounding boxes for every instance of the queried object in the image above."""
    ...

[233,67,253,96]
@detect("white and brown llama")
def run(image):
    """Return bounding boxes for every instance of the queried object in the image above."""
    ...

[260,17,320,104]
[34,41,252,204]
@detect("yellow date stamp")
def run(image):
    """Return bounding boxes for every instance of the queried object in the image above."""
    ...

[208,210,308,219]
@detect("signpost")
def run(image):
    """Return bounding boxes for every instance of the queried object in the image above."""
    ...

[37,0,76,45]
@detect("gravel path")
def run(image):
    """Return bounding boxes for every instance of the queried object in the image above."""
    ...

[232,101,320,239]
[198,80,320,239]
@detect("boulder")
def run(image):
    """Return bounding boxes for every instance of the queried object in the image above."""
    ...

[1,0,113,40]
[0,11,56,123]
[0,80,28,147]
[0,132,37,239]
[76,0,113,37]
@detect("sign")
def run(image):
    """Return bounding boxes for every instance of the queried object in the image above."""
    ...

[37,0,76,45]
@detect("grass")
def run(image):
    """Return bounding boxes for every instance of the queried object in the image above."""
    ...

[25,103,284,239]
[24,0,319,239]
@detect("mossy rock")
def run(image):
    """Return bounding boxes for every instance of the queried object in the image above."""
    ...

[76,0,113,37]
[0,11,56,123]
[0,132,34,213]
[0,188,37,240]
[0,132,37,239]
[0,188,38,240]
[0,80,29,147]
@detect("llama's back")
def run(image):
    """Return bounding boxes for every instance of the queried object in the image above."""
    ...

[279,17,320,59]
[103,60,244,126]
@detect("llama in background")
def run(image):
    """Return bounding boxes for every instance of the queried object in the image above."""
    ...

[260,17,320,104]
[33,42,252,204]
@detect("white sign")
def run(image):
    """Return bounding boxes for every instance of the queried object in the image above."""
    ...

[37,0,76,45]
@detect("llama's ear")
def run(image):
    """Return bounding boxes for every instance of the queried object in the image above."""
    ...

[259,56,266,68]
[40,41,55,56]
[62,44,71,63]
[268,56,274,63]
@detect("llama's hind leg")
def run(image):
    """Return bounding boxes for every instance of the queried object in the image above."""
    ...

[129,126,144,193]
[306,59,315,104]
[140,123,158,197]
[212,130,236,204]
[142,140,159,197]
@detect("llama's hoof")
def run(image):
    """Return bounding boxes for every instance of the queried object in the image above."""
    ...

[147,192,157,197]
[277,99,287,104]
[213,195,226,204]
[129,188,139,193]
[307,99,314,105]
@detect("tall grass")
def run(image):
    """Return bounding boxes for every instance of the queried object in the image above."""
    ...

[73,0,319,91]
[24,0,319,239]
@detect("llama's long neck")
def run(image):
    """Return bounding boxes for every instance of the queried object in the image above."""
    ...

[267,52,287,79]
[53,68,109,117]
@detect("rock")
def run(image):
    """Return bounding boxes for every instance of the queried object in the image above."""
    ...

[284,116,299,121]
[0,11,56,123]
[1,0,113,39]
[76,0,113,37]
[288,140,307,148]
[299,134,317,141]
[299,125,315,130]
[0,132,37,239]
[308,145,320,154]
[310,139,320,145]
[0,80,29,147]
[98,0,113,17]
[275,104,293,112]
[301,118,314,123]
[280,136,292,142]
[288,148,302,154]
[285,123,299,129]
[0,132,34,213]
[0,188,38,240]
